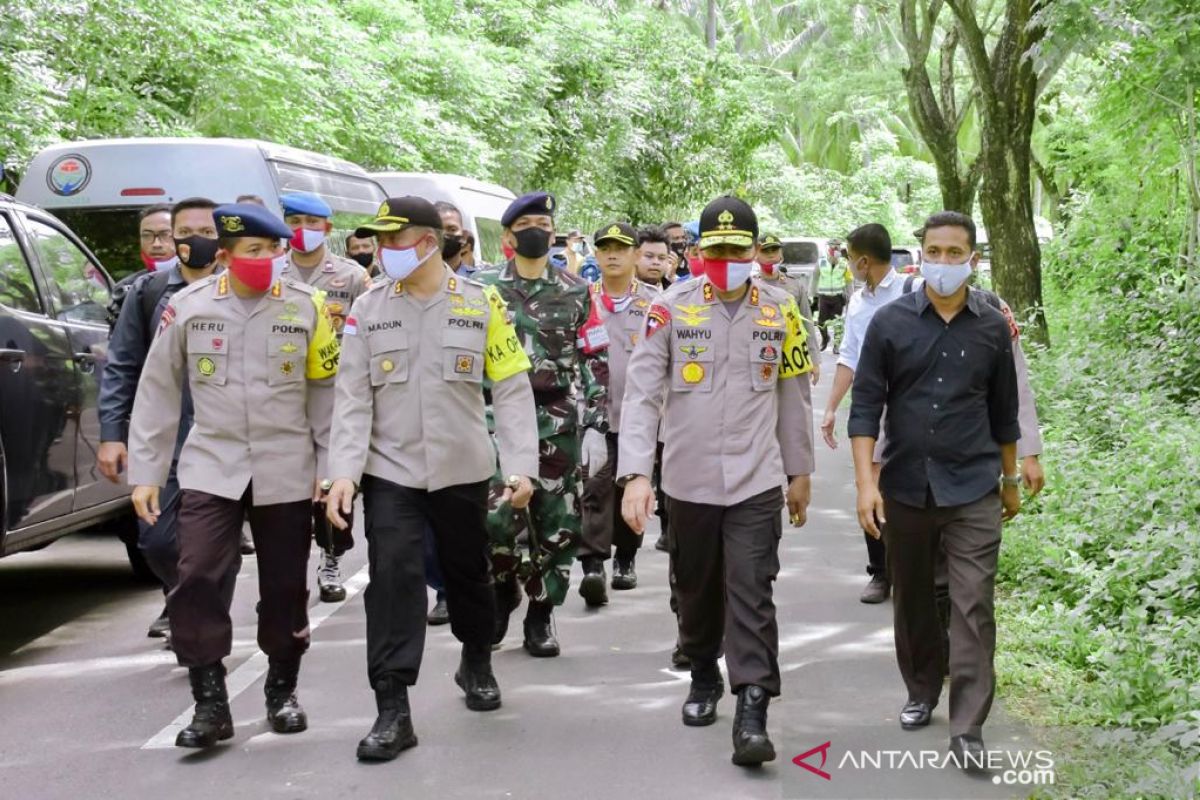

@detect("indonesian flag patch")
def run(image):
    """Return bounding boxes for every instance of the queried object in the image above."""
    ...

[645,303,671,338]
[344,315,358,336]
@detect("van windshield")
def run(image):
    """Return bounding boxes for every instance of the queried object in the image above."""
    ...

[782,242,819,264]
[48,208,141,279]
[475,218,504,265]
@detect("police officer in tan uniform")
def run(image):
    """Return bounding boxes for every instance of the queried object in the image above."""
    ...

[756,233,820,383]
[128,203,340,749]
[323,196,538,762]
[279,191,370,602]
[619,196,815,767]
[577,222,658,603]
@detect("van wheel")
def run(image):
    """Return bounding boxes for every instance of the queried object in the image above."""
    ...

[114,513,160,585]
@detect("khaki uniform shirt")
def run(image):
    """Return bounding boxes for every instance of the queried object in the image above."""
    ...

[580,280,660,433]
[282,250,370,337]
[128,274,340,505]
[328,269,539,491]
[618,276,816,506]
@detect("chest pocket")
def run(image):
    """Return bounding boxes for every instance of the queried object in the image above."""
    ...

[442,326,485,383]
[749,338,783,391]
[622,311,645,352]
[268,333,307,386]
[369,329,409,386]
[672,336,715,393]
[186,329,229,387]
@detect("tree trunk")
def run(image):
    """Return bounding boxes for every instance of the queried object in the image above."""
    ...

[705,0,717,50]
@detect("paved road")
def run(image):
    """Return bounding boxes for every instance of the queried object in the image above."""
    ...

[0,352,1046,799]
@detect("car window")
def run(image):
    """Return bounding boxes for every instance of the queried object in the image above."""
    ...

[475,217,504,265]
[22,216,111,325]
[781,242,819,264]
[0,213,43,314]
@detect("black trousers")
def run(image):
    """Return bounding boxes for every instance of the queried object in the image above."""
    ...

[865,530,888,578]
[169,487,311,668]
[579,432,641,560]
[816,293,846,349]
[362,476,494,688]
[884,490,1002,738]
[668,487,783,696]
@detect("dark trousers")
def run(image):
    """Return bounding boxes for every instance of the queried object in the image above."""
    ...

[362,476,494,688]
[884,490,1002,738]
[816,293,846,349]
[864,530,887,579]
[169,487,311,668]
[579,432,641,561]
[668,488,783,696]
[653,441,669,534]
[138,460,183,591]
[423,525,445,596]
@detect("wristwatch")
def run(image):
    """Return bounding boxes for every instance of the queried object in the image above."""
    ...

[999,473,1022,488]
[616,473,646,488]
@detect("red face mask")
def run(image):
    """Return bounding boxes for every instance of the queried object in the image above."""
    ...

[502,243,516,261]
[140,251,178,272]
[687,255,705,277]
[757,260,777,276]
[228,255,277,292]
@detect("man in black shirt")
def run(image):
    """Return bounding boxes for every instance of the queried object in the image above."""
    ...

[848,211,1021,771]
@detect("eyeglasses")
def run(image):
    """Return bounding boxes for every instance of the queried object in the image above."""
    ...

[140,230,173,244]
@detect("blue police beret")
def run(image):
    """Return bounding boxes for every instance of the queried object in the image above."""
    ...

[212,203,294,240]
[280,191,332,218]
[682,220,700,244]
[501,191,556,228]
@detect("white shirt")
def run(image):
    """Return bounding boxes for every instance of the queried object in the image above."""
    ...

[837,269,907,372]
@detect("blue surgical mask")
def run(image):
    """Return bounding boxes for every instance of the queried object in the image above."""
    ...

[920,255,973,296]
[379,241,435,280]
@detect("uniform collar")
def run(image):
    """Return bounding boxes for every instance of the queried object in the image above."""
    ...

[912,283,983,317]
[697,275,758,307]
[212,274,285,301]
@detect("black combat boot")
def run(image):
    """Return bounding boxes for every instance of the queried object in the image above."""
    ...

[578,556,608,608]
[681,661,724,727]
[175,662,234,748]
[492,577,519,646]
[731,685,776,766]
[356,673,418,761]
[522,600,560,657]
[454,643,502,711]
[264,659,308,734]
[611,552,637,590]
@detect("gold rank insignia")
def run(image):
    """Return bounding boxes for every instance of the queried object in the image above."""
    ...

[455,355,474,373]
[749,286,759,306]
[675,303,710,326]
[381,358,395,373]
[217,275,229,296]
[280,360,295,376]
[270,282,282,298]
[448,277,457,292]
[450,295,465,306]
[702,282,714,302]
[394,281,405,295]
[681,362,705,384]
[279,342,299,354]
[219,215,244,233]
[196,357,217,377]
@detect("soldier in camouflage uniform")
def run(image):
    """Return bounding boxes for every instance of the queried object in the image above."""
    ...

[473,192,607,658]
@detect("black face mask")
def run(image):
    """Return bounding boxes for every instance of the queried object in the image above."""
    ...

[669,242,686,257]
[349,251,374,269]
[174,235,220,269]
[512,227,552,259]
[441,234,464,261]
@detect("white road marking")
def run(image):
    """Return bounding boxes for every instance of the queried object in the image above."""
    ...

[141,564,369,749]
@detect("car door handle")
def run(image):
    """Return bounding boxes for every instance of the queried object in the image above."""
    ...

[0,348,24,373]
[73,352,97,374]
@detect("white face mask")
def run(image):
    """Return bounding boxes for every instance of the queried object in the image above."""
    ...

[920,254,973,296]
[290,227,327,254]
[379,240,435,281]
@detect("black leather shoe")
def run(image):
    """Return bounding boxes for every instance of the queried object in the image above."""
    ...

[731,685,776,766]
[356,675,418,761]
[175,663,234,748]
[264,660,308,733]
[899,699,936,730]
[578,557,608,608]
[611,554,637,590]
[147,606,170,638]
[427,596,450,626]
[859,575,890,604]
[681,663,724,727]
[454,647,502,711]
[949,734,987,773]
[239,529,256,555]
[670,644,691,671]
[492,578,519,646]
[522,601,560,657]
[654,534,668,552]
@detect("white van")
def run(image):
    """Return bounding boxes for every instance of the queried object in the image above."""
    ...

[17,137,386,277]
[370,172,515,266]
[779,237,827,297]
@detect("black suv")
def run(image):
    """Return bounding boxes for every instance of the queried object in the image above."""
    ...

[0,193,145,576]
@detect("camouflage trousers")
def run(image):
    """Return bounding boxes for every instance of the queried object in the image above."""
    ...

[486,431,582,606]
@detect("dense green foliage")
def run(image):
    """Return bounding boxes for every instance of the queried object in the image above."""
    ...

[2,0,1198,794]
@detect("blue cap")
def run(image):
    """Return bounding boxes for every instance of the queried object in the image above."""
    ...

[280,191,332,218]
[213,203,294,240]
[501,191,556,228]
[682,220,700,244]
